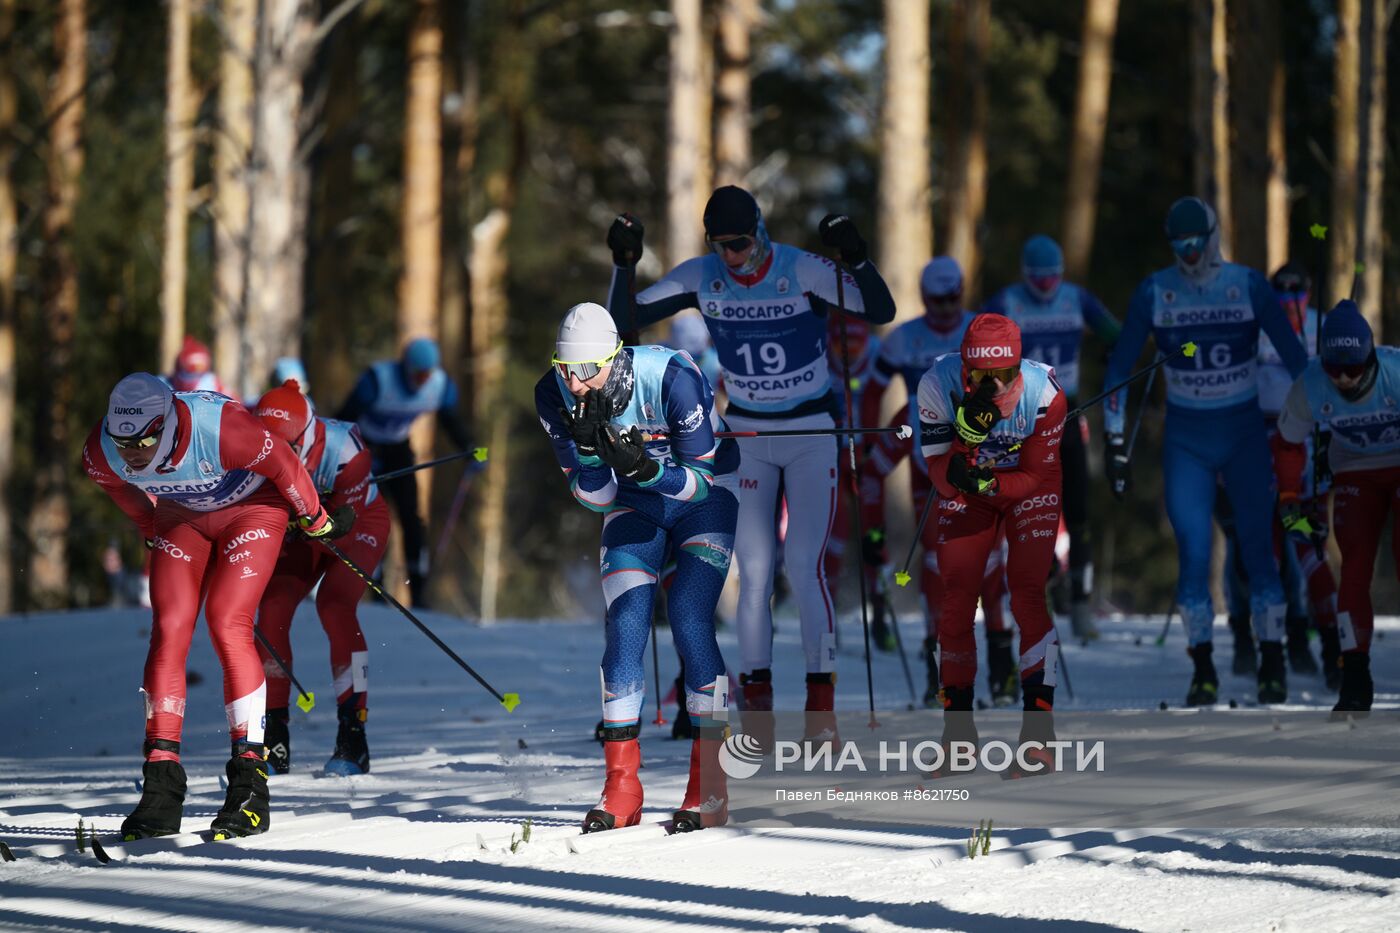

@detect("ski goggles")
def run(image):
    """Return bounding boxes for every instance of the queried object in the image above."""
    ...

[1169,233,1209,261]
[553,341,623,382]
[1025,271,1062,296]
[706,233,754,254]
[968,365,1019,386]
[1323,359,1368,380]
[107,415,165,450]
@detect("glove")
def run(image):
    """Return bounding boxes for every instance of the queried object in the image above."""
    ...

[607,212,645,266]
[1281,497,1328,545]
[861,528,888,569]
[951,379,1000,446]
[598,424,661,484]
[946,453,996,497]
[818,213,868,266]
[300,504,356,540]
[1105,434,1130,501]
[559,389,611,459]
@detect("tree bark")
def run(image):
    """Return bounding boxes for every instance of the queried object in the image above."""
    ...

[1190,0,1231,254]
[1227,0,1276,272]
[1330,0,1360,312]
[1353,0,1385,333]
[1266,56,1288,274]
[161,0,195,370]
[212,0,257,383]
[0,0,17,612]
[879,0,932,322]
[30,0,86,605]
[714,0,755,187]
[1061,0,1118,282]
[440,2,478,415]
[944,0,987,302]
[666,0,704,267]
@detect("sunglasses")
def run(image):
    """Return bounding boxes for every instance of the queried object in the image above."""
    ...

[969,365,1019,385]
[553,340,623,382]
[1170,234,1209,256]
[707,234,754,254]
[1323,361,1367,380]
[108,416,165,450]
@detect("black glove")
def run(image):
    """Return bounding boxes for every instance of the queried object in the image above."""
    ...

[952,379,1001,446]
[559,389,611,459]
[607,213,645,267]
[861,528,888,568]
[598,425,661,484]
[818,213,868,266]
[1105,434,1131,501]
[301,504,356,540]
[946,453,996,497]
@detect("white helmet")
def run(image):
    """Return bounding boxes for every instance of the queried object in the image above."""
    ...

[555,302,620,364]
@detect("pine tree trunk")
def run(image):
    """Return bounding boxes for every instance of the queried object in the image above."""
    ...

[1227,0,1276,272]
[30,0,86,606]
[161,0,195,370]
[879,0,932,322]
[0,0,17,612]
[1330,0,1360,311]
[1266,57,1289,274]
[1353,0,1385,333]
[666,0,704,267]
[714,0,755,187]
[944,0,987,302]
[1190,0,1231,254]
[212,0,256,383]
[1061,0,1118,282]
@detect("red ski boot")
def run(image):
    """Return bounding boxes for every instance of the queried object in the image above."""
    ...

[673,724,729,832]
[803,672,839,751]
[582,725,644,833]
[740,669,774,753]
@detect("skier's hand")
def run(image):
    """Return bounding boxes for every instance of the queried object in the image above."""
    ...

[559,389,611,459]
[861,528,888,569]
[597,425,661,484]
[1105,434,1131,501]
[818,213,868,266]
[607,213,645,267]
[301,504,356,540]
[952,380,1000,446]
[946,453,996,497]
[1280,497,1327,546]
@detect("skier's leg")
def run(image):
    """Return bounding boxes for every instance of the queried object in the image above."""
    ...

[255,541,317,712]
[314,500,389,708]
[1003,486,1062,701]
[933,497,999,700]
[666,487,737,727]
[731,436,782,681]
[1162,421,1223,704]
[776,431,840,676]
[1332,471,1388,656]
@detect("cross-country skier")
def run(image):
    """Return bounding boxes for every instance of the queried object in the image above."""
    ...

[919,315,1066,766]
[82,374,353,840]
[535,302,739,832]
[858,257,1012,707]
[335,338,471,607]
[166,335,227,394]
[984,235,1121,640]
[1104,196,1306,705]
[253,380,390,776]
[603,187,896,736]
[1274,301,1398,713]
[1218,262,1339,681]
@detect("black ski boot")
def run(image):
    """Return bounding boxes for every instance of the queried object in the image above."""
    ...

[325,699,370,775]
[211,744,270,839]
[1185,643,1219,706]
[1286,614,1319,675]
[986,630,1019,707]
[264,707,291,774]
[929,685,978,778]
[1005,684,1056,780]
[869,592,896,652]
[921,636,941,709]
[1320,626,1343,691]
[121,744,186,840]
[1228,614,1257,676]
[1330,652,1373,717]
[1257,641,1288,704]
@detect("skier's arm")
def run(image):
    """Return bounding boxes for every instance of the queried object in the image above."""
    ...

[81,423,157,538]
[334,369,379,424]
[1101,279,1155,436]
[218,405,326,520]
[328,432,374,511]
[607,258,704,332]
[1252,270,1308,377]
[1272,379,1315,498]
[634,356,721,502]
[984,390,1068,501]
[797,252,897,325]
[435,377,472,450]
[534,374,617,512]
[858,339,899,429]
[1080,287,1123,345]
[915,369,964,500]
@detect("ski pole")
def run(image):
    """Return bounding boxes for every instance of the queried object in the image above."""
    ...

[878,571,918,707]
[894,490,937,588]
[1053,623,1075,700]
[649,616,667,727]
[253,627,316,713]
[314,538,520,712]
[372,447,489,485]
[1154,607,1176,647]
[1124,358,1160,460]
[642,424,911,443]
[431,465,478,570]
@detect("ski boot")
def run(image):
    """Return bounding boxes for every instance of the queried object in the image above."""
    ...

[1185,643,1219,706]
[1004,684,1056,780]
[869,591,896,652]
[1330,652,1373,718]
[922,636,941,709]
[211,743,270,839]
[739,669,774,754]
[928,685,978,778]
[986,630,1019,708]
[1228,614,1257,676]
[803,672,839,751]
[582,724,643,833]
[324,698,370,775]
[264,708,291,774]
[673,722,729,832]
[1319,626,1342,691]
[1286,614,1319,675]
[1257,641,1288,705]
[121,742,186,840]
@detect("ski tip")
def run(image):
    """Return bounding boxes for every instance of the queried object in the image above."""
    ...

[501,693,521,713]
[296,692,316,713]
[894,571,911,588]
[90,838,111,864]
[1181,341,1198,358]
[474,446,489,463]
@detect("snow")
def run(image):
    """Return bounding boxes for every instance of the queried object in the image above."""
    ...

[2,605,1397,932]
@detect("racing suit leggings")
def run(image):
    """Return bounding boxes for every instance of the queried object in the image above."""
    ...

[1331,466,1400,654]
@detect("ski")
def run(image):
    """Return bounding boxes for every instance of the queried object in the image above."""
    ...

[567,818,676,854]
[0,840,14,862]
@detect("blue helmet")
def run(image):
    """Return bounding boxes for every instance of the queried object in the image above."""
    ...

[403,337,440,374]
[1021,235,1064,300]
